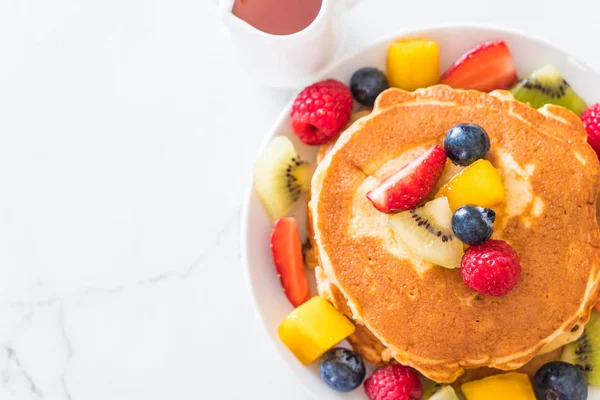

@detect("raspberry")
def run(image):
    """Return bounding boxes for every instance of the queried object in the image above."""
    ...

[364,365,423,400]
[581,103,600,159]
[460,240,521,297]
[290,79,353,145]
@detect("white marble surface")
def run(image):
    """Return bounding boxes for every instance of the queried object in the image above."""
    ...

[1,0,600,398]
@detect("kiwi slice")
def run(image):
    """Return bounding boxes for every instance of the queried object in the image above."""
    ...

[428,386,460,400]
[423,382,443,399]
[389,197,463,269]
[254,136,312,220]
[561,311,600,385]
[510,65,587,115]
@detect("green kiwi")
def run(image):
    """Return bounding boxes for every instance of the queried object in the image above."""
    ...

[510,65,587,115]
[423,383,461,400]
[422,382,443,399]
[388,197,463,269]
[561,311,600,385]
[428,386,460,400]
[254,136,312,220]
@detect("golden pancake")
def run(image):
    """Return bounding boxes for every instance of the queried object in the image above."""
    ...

[309,85,600,382]
[318,259,568,385]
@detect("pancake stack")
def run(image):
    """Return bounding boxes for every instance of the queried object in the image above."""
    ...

[308,85,600,382]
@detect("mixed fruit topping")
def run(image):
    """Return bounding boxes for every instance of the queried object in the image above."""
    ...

[290,79,353,145]
[451,205,495,246]
[511,65,588,116]
[443,123,490,167]
[439,40,517,92]
[270,217,310,307]
[436,159,505,212]
[251,37,600,399]
[461,372,536,400]
[387,39,440,91]
[534,362,587,400]
[350,67,390,107]
[366,145,447,213]
[389,197,463,269]
[278,296,355,365]
[423,384,460,400]
[461,239,521,297]
[364,365,423,400]
[369,121,516,295]
[582,103,600,159]
[254,136,312,220]
[562,311,600,386]
[320,348,366,392]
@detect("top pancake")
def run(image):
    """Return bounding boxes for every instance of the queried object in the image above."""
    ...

[309,85,600,382]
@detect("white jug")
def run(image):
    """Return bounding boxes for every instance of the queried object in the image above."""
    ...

[219,0,362,88]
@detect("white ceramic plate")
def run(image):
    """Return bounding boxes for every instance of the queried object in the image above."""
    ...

[241,24,600,399]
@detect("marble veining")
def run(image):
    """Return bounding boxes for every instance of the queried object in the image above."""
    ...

[0,208,241,400]
[3,0,600,399]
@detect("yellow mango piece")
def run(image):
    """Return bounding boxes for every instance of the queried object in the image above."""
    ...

[436,159,505,211]
[387,39,440,91]
[462,372,536,400]
[278,297,355,365]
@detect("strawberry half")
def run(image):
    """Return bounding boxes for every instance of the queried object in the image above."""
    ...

[367,145,446,214]
[270,217,311,308]
[440,40,518,92]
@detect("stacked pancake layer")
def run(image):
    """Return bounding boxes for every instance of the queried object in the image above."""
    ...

[309,85,600,382]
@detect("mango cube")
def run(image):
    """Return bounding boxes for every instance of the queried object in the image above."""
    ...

[387,39,440,91]
[278,296,355,365]
[462,372,536,400]
[436,159,504,211]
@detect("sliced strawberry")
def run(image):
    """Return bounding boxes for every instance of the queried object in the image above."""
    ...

[270,217,311,308]
[440,40,518,92]
[367,145,446,213]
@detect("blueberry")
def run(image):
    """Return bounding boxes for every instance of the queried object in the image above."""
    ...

[350,67,389,107]
[451,205,495,246]
[444,123,490,166]
[534,361,587,400]
[319,348,366,392]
